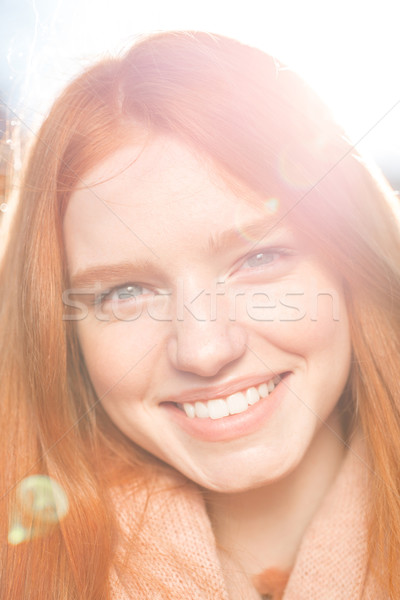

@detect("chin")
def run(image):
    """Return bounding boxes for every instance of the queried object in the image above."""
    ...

[180,446,302,494]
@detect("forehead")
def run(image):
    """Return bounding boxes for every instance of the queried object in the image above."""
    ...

[70,135,268,214]
[63,136,282,274]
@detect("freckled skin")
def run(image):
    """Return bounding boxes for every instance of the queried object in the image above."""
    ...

[63,136,352,493]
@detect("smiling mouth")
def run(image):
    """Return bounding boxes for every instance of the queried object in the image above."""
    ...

[174,374,287,421]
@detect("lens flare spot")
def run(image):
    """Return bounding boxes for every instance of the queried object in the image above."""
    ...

[8,475,69,545]
[264,197,280,214]
[8,524,28,545]
[18,475,69,521]
[234,198,281,243]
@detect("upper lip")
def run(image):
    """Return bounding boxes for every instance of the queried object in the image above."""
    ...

[161,372,286,405]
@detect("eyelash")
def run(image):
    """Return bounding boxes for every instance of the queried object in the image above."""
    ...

[94,247,293,305]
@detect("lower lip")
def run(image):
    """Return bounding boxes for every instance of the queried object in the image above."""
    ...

[161,378,287,442]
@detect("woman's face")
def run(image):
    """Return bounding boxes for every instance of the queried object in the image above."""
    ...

[63,136,352,492]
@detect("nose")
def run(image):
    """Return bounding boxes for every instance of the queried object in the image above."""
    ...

[167,284,247,377]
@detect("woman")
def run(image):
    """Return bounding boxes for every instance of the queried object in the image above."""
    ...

[1,31,399,599]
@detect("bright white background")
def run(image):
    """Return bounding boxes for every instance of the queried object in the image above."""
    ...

[3,0,400,184]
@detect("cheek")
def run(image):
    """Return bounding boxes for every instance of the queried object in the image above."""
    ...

[247,281,349,353]
[274,305,349,356]
[275,290,352,417]
[245,276,352,412]
[76,320,156,400]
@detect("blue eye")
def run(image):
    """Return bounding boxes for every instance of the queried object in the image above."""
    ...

[111,285,145,300]
[241,248,289,270]
[97,284,150,305]
[244,251,279,268]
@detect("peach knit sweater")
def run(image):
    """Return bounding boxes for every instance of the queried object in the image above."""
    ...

[110,432,384,599]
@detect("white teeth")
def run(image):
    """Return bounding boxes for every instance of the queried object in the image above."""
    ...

[227,392,248,415]
[208,399,229,419]
[183,403,196,419]
[246,387,260,406]
[180,376,282,420]
[258,383,268,398]
[194,401,209,418]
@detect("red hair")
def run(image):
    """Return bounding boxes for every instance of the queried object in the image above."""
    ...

[1,31,400,597]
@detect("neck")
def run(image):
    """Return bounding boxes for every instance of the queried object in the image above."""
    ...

[206,410,346,579]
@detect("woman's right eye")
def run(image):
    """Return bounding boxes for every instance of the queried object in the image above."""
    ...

[96,283,152,305]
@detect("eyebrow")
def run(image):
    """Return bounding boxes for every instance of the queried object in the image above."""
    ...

[207,217,281,253]
[69,260,159,290]
[69,218,282,290]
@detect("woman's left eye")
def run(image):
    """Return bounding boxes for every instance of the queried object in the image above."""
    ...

[240,248,291,270]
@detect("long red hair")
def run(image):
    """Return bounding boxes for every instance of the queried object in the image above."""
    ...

[1,31,400,597]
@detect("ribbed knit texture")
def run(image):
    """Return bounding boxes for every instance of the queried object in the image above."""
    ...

[282,431,376,599]
[110,473,230,599]
[110,431,384,599]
